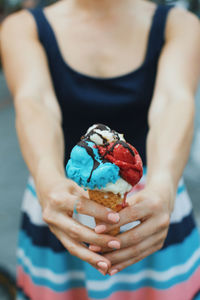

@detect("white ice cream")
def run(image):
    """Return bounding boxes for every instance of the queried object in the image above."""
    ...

[94,178,132,198]
[86,124,125,145]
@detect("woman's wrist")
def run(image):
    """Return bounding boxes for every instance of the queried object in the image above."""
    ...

[34,156,66,190]
[146,169,177,212]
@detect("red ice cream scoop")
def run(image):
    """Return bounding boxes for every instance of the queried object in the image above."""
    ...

[97,141,143,186]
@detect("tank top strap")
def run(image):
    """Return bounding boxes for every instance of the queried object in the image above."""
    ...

[145,4,175,61]
[27,7,57,56]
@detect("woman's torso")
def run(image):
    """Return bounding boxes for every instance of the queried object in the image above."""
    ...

[28,1,174,165]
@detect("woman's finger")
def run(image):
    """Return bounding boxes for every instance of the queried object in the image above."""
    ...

[103,230,167,265]
[71,194,120,224]
[47,212,121,250]
[117,214,170,249]
[107,239,164,275]
[51,226,111,275]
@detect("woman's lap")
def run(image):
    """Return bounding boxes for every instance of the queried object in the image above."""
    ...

[16,174,200,300]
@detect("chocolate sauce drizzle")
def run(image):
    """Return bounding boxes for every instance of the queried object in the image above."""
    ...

[111,129,120,142]
[79,125,134,183]
[81,124,110,146]
[77,140,100,182]
[103,140,135,158]
[85,131,108,145]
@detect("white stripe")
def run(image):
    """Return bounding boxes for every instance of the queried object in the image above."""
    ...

[17,246,200,288]
[21,188,46,226]
[87,248,200,291]
[17,248,85,284]
[170,191,192,223]
[28,176,35,187]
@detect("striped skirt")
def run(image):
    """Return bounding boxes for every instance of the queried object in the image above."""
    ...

[17,170,200,300]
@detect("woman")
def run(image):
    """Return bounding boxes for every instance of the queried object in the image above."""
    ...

[1,0,200,299]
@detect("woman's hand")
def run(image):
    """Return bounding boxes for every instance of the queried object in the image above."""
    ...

[35,174,122,275]
[91,181,176,275]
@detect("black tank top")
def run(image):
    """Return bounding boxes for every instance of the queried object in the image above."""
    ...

[28,4,174,166]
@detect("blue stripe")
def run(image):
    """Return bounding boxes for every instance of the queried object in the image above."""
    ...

[177,184,186,194]
[21,210,195,252]
[18,231,83,273]
[27,184,37,198]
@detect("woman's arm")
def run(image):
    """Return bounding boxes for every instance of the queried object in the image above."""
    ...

[97,8,200,274]
[1,12,65,183]
[146,7,200,199]
[0,11,122,274]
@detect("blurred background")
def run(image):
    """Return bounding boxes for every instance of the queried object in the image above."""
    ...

[0,0,200,299]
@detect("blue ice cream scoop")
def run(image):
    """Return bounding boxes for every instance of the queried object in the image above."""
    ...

[66,141,120,189]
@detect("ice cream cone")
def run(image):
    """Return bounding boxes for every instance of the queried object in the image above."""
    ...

[88,190,123,236]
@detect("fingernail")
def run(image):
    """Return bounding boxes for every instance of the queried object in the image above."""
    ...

[108,213,120,223]
[95,225,106,233]
[110,269,118,276]
[107,240,120,249]
[97,261,108,271]
[89,245,101,252]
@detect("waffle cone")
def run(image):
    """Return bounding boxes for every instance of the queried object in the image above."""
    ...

[88,190,123,236]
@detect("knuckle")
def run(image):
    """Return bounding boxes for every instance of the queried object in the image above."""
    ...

[69,225,80,240]
[96,235,109,247]
[133,246,141,257]
[159,214,170,230]
[88,256,97,265]
[129,207,138,219]
[76,198,85,213]
[161,230,168,243]
[156,242,164,251]
[149,196,162,212]
[67,244,77,256]
[42,208,53,224]
[131,231,141,244]
[49,194,63,208]
[47,189,69,210]
[156,235,166,251]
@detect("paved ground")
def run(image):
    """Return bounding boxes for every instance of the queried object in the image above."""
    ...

[0,71,200,278]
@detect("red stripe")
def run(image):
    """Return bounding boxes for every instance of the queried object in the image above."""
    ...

[17,266,88,300]
[17,265,200,300]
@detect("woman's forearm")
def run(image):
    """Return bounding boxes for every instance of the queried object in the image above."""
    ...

[146,93,195,195]
[14,95,65,184]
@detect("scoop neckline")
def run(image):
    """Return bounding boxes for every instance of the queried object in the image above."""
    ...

[41,4,159,81]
